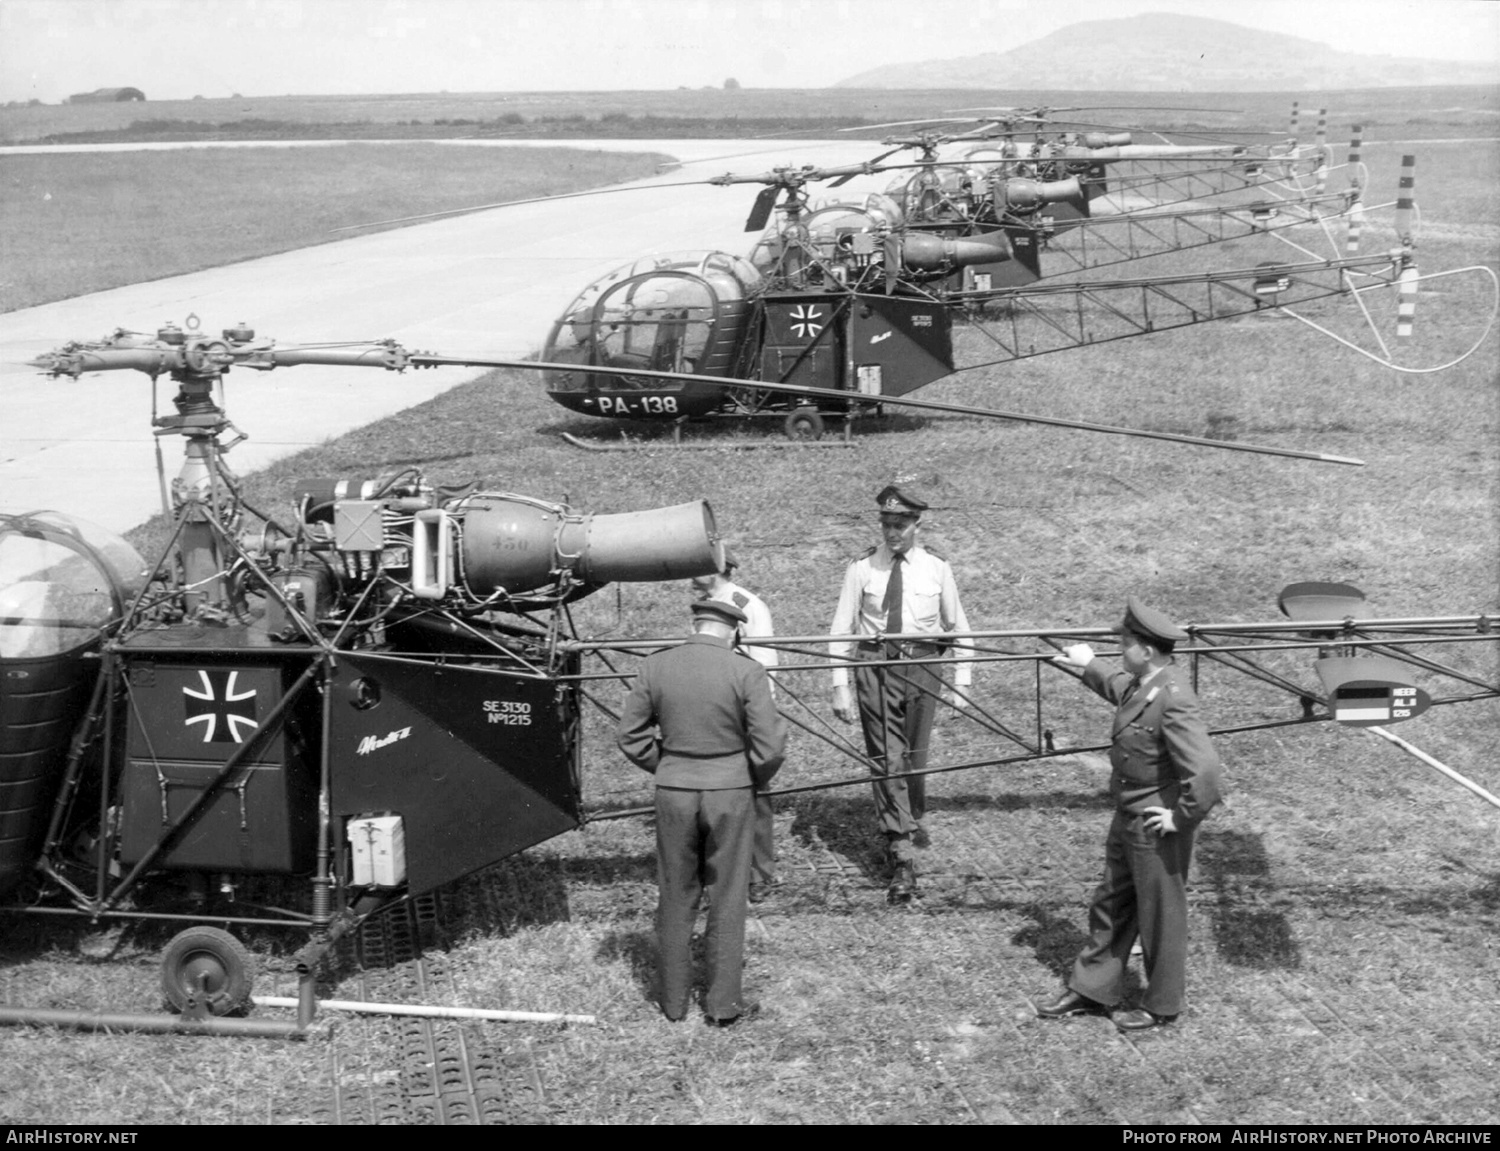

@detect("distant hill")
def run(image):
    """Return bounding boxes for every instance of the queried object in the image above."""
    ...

[833,12,1499,90]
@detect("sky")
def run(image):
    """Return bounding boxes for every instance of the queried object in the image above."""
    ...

[1,0,1496,104]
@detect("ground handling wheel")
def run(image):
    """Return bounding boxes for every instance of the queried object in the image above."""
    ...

[160,926,255,1017]
[783,408,825,441]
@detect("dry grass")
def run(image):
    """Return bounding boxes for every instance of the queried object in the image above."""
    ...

[1,123,1496,1127]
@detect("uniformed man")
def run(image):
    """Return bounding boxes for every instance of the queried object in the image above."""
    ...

[617,599,787,1026]
[1038,598,1223,1031]
[828,484,974,902]
[691,549,781,903]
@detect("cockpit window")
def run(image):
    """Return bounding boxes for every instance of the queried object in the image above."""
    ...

[0,513,146,658]
[588,274,717,388]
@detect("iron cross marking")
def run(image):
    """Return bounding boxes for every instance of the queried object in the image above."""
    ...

[183,669,259,744]
[788,304,824,339]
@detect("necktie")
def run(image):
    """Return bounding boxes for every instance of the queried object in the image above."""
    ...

[884,553,904,636]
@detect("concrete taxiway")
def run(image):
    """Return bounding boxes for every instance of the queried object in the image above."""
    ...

[0,138,885,534]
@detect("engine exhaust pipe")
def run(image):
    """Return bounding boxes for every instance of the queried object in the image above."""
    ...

[457,495,723,596]
[899,231,1013,274]
[997,176,1088,215]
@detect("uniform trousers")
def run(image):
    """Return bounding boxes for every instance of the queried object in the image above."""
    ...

[655,784,755,1021]
[852,641,943,861]
[1069,810,1197,1018]
[752,793,776,885]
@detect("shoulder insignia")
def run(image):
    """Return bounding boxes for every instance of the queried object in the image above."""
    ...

[855,545,878,561]
[925,546,947,561]
[731,592,749,608]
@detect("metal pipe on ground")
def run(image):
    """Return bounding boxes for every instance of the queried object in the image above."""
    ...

[252,995,597,1024]
[1367,725,1500,810]
[0,1006,307,1038]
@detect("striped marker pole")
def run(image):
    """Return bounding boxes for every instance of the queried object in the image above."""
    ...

[1395,156,1418,342]
[1395,153,1416,246]
[1315,109,1328,191]
[1396,261,1419,343]
[1287,100,1300,147]
[1345,126,1364,253]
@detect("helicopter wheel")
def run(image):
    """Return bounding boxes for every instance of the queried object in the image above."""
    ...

[783,409,825,441]
[160,926,255,1016]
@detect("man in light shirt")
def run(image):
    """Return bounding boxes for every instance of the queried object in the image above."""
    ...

[828,485,973,902]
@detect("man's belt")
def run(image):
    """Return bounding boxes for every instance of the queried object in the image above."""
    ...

[856,639,943,655]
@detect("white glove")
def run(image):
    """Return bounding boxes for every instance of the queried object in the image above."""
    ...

[832,684,855,723]
[1053,643,1096,670]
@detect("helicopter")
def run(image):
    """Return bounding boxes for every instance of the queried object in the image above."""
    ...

[0,325,732,1034]
[505,150,1494,444]
[4,320,1495,1039]
[313,108,1463,448]
[323,108,1493,447]
[838,108,1356,286]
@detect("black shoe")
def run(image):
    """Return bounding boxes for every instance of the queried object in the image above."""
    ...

[888,861,917,903]
[706,1001,760,1028]
[1114,1008,1177,1032]
[748,879,778,904]
[1035,990,1108,1018]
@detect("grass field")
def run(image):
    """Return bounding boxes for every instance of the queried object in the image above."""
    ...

[0,98,1497,1126]
[1,84,1494,147]
[0,145,668,312]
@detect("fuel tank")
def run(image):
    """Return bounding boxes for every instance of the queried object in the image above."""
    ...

[0,512,146,896]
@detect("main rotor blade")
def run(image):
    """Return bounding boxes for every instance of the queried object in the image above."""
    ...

[948,105,1237,115]
[411,355,1364,466]
[841,117,982,132]
[745,184,780,231]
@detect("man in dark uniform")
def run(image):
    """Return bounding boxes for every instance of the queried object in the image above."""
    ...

[829,484,973,902]
[691,548,782,903]
[617,599,787,1026]
[1038,598,1223,1031]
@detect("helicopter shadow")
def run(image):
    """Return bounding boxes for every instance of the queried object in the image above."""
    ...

[594,926,659,1008]
[1010,903,1104,986]
[785,792,892,883]
[433,848,658,943]
[1195,828,1302,970]
[921,787,1115,817]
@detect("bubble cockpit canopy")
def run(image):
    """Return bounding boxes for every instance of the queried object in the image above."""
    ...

[0,512,148,659]
[542,251,763,398]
